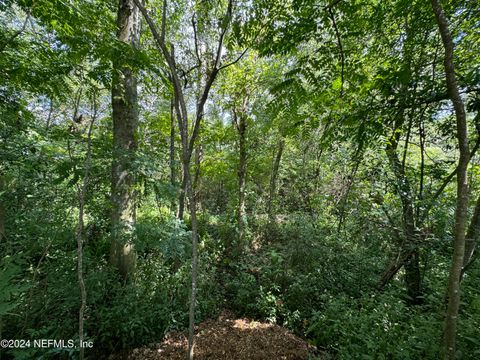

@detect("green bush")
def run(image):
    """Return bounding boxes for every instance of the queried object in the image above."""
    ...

[307,292,443,360]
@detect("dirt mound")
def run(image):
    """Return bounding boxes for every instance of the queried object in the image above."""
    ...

[115,313,328,359]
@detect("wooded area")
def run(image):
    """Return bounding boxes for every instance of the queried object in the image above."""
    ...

[1,0,479,359]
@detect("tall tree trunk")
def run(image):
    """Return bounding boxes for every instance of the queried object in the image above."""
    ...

[110,0,140,280]
[132,1,236,357]
[170,98,177,211]
[385,119,422,304]
[176,88,186,220]
[185,164,199,360]
[431,1,470,358]
[173,88,200,360]
[75,105,96,360]
[76,188,87,360]
[268,137,285,223]
[236,111,247,248]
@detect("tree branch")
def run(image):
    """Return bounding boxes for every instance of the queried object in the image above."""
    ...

[133,0,189,143]
[218,48,249,71]
[188,0,236,156]
[213,0,233,70]
[160,0,166,43]
[0,13,30,53]
[191,12,202,68]
[327,7,344,96]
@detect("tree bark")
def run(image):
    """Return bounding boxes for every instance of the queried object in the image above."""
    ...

[170,98,177,211]
[385,117,422,304]
[268,137,285,223]
[236,111,247,248]
[75,105,96,360]
[431,1,470,358]
[185,165,199,360]
[110,0,140,281]
[177,172,187,220]
[193,143,202,210]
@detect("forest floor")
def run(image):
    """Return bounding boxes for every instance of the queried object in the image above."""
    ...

[110,312,330,359]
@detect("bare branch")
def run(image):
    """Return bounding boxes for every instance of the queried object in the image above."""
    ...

[185,64,200,77]
[132,0,167,56]
[213,0,233,70]
[218,48,249,71]
[161,0,166,43]
[133,0,188,136]
[189,69,218,155]
[188,0,237,156]
[191,12,202,68]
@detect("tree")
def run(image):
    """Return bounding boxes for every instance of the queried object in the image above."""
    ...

[233,106,248,245]
[431,0,470,358]
[220,56,258,251]
[132,0,246,357]
[71,92,98,360]
[110,0,141,280]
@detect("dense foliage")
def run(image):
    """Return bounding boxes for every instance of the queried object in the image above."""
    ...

[1,0,479,359]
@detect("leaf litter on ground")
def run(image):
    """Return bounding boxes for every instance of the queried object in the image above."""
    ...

[110,311,331,359]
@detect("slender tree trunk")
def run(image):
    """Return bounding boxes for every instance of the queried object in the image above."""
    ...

[76,199,87,360]
[110,0,140,280]
[177,172,187,220]
[131,2,236,357]
[176,86,186,220]
[170,98,177,211]
[173,93,200,360]
[431,1,470,358]
[0,176,4,244]
[268,137,285,223]
[185,164,199,360]
[385,121,422,304]
[418,119,426,219]
[66,93,97,360]
[193,143,202,210]
[172,70,200,360]
[461,194,480,279]
[75,107,96,360]
[172,93,187,220]
[236,112,247,248]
